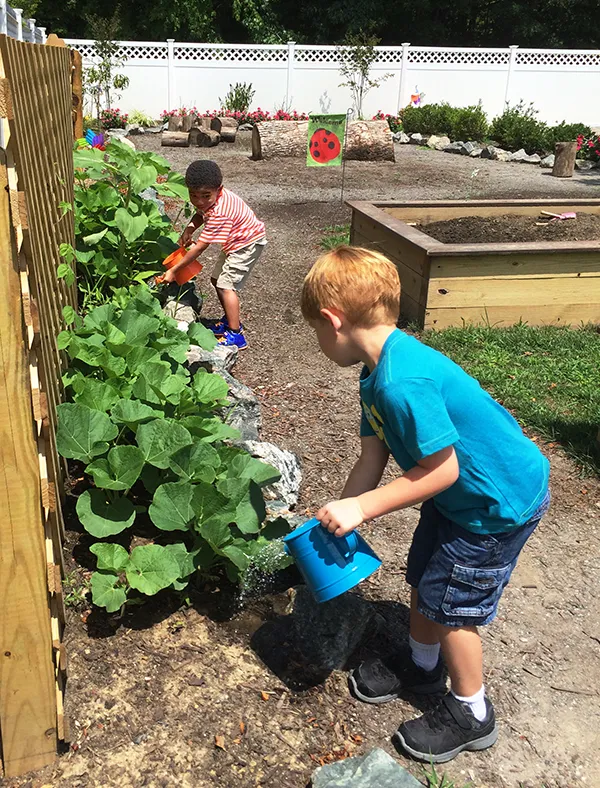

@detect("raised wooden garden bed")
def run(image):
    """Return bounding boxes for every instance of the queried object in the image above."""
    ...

[348,199,600,329]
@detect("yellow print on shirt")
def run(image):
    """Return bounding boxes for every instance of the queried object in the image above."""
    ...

[362,401,390,449]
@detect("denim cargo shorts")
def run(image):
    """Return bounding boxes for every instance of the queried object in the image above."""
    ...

[406,491,550,627]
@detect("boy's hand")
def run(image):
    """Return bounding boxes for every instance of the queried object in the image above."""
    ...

[316,498,366,537]
[162,268,177,284]
[180,225,195,246]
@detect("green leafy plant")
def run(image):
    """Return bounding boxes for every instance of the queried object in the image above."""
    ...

[401,102,488,141]
[60,140,190,309]
[128,109,158,128]
[338,32,392,119]
[57,287,292,612]
[219,82,256,114]
[490,101,549,153]
[83,37,130,122]
[450,103,488,141]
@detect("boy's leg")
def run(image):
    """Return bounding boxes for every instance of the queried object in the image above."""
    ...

[395,492,549,762]
[211,278,241,331]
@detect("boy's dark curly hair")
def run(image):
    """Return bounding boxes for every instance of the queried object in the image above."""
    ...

[185,160,223,190]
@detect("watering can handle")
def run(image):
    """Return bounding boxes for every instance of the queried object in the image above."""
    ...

[342,531,359,559]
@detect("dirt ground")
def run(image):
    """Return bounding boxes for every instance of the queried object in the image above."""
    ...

[421,213,600,244]
[7,136,600,788]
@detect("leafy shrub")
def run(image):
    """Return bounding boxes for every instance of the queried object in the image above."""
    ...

[220,82,255,114]
[401,102,457,136]
[577,133,600,162]
[546,121,593,151]
[56,287,292,612]
[490,102,549,154]
[60,140,189,309]
[450,104,488,141]
[373,111,402,133]
[128,109,157,128]
[100,108,128,130]
[401,102,489,140]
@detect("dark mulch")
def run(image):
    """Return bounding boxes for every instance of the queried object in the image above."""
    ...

[420,212,600,244]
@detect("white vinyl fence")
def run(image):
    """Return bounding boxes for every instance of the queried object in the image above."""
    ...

[66,39,600,127]
[0,0,47,43]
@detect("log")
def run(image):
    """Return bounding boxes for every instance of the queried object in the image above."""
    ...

[188,128,220,147]
[161,131,190,148]
[167,115,183,132]
[251,120,394,162]
[219,127,237,143]
[181,114,196,133]
[552,142,578,178]
[194,116,212,130]
[211,116,238,133]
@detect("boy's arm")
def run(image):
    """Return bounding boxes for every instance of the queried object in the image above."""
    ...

[180,213,204,246]
[317,445,459,537]
[162,239,209,283]
[340,436,389,498]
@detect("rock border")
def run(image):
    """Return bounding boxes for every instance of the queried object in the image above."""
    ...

[393,131,598,171]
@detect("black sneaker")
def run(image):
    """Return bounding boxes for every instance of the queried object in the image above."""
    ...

[394,692,498,763]
[349,654,446,704]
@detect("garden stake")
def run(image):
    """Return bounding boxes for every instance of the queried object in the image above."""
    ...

[340,108,354,205]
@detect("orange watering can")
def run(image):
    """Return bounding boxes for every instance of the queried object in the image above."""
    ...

[155,247,203,286]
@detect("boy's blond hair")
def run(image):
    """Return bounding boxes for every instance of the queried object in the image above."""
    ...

[301,245,400,327]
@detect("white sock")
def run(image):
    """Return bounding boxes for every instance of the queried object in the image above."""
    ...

[409,635,441,672]
[452,685,488,721]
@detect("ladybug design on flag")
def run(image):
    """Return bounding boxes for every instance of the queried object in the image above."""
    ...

[309,127,342,163]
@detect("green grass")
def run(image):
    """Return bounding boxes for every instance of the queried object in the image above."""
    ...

[422,762,473,787]
[421,323,600,474]
[320,224,351,250]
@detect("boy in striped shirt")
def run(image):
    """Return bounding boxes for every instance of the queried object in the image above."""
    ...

[163,160,266,349]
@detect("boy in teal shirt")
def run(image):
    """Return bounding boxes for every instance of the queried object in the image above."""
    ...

[300,245,550,763]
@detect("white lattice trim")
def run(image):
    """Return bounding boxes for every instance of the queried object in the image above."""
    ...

[174,43,287,62]
[64,39,168,60]
[295,45,403,65]
[408,48,511,65]
[516,49,600,67]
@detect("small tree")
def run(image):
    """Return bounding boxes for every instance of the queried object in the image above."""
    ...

[83,15,130,123]
[338,32,392,119]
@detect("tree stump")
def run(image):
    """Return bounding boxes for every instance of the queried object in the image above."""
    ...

[181,114,196,133]
[189,128,220,147]
[194,116,212,130]
[167,116,183,132]
[211,116,238,134]
[252,120,394,161]
[552,142,578,178]
[161,131,190,148]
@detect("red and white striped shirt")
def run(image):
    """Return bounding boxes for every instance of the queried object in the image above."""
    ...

[198,187,266,253]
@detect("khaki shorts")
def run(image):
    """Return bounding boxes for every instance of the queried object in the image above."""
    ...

[212,238,267,291]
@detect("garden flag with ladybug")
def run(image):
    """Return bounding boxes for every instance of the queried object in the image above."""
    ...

[306,114,346,167]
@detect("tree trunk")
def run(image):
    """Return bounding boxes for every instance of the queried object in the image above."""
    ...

[181,114,196,132]
[161,131,190,147]
[188,128,220,147]
[252,120,394,161]
[211,116,238,134]
[168,116,183,132]
[194,116,212,130]
[552,142,578,178]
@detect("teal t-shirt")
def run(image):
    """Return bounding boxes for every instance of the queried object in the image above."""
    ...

[360,330,549,534]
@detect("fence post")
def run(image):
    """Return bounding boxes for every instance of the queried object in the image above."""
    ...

[397,42,411,113]
[286,40,296,110]
[38,26,46,44]
[13,8,22,41]
[0,0,7,36]
[504,44,519,108]
[26,17,35,43]
[167,38,175,110]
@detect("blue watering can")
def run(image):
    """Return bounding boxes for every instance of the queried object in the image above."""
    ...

[283,518,382,603]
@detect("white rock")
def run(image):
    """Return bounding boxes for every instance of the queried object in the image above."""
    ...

[237,440,302,507]
[541,154,555,168]
[427,134,451,151]
[186,343,238,374]
[409,133,424,144]
[575,159,596,171]
[470,148,483,157]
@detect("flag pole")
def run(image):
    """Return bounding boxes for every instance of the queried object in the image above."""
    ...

[340,108,354,205]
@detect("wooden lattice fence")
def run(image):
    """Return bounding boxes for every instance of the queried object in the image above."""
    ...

[0,34,78,777]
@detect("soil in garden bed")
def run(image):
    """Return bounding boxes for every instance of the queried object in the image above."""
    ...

[420,212,600,244]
